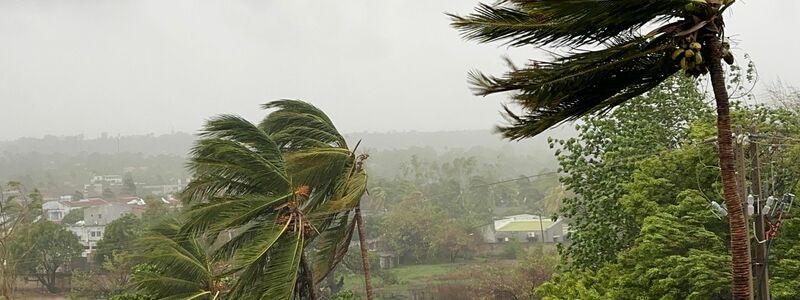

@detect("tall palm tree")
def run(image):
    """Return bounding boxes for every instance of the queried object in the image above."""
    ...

[131,221,226,300]
[258,100,374,299]
[449,0,749,298]
[181,100,368,299]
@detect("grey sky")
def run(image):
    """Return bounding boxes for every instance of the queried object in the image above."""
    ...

[0,0,798,140]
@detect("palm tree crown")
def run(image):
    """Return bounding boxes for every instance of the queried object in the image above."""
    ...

[180,100,367,299]
[450,0,734,139]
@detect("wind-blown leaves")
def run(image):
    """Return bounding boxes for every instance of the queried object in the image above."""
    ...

[260,100,346,150]
[179,99,368,299]
[132,222,222,300]
[183,114,291,203]
[450,0,688,47]
[450,1,692,139]
[469,35,680,139]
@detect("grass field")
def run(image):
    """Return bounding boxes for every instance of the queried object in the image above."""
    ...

[339,259,514,299]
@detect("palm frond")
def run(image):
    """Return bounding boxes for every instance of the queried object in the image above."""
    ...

[132,221,220,300]
[260,100,347,150]
[469,35,679,139]
[183,115,291,204]
[449,0,688,47]
[182,194,290,236]
[284,148,354,209]
[228,230,304,299]
[227,218,291,272]
[310,212,357,283]
[318,170,367,213]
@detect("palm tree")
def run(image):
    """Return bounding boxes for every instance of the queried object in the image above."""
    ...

[181,100,369,299]
[259,100,374,299]
[131,221,226,300]
[449,0,749,298]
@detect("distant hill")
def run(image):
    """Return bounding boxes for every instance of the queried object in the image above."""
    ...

[0,128,576,195]
[0,132,195,156]
[345,126,575,153]
[0,127,576,157]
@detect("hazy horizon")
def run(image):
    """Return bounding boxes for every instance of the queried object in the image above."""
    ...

[2,0,798,140]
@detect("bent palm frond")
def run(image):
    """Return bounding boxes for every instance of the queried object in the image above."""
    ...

[450,0,689,47]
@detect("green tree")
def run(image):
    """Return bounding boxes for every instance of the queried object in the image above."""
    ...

[451,0,751,296]
[123,173,137,196]
[180,100,368,299]
[550,76,709,268]
[103,187,116,199]
[94,214,143,264]
[72,190,84,201]
[62,208,84,224]
[130,221,224,299]
[0,183,43,298]
[14,220,83,293]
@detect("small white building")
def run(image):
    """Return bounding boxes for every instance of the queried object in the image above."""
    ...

[481,214,570,244]
[67,222,106,257]
[42,200,71,222]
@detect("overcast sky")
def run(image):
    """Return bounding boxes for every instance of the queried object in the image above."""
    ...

[0,0,798,140]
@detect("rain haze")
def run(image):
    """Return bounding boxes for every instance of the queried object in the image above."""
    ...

[0,0,798,140]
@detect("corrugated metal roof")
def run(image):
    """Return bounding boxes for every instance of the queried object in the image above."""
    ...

[496,220,554,232]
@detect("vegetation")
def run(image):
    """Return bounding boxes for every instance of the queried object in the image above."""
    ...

[95,214,143,264]
[13,221,83,293]
[175,100,369,299]
[451,0,751,296]
[130,221,224,299]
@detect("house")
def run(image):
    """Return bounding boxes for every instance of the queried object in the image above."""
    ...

[84,197,147,225]
[366,238,399,269]
[66,222,105,257]
[481,214,570,244]
[43,198,111,222]
[42,200,71,222]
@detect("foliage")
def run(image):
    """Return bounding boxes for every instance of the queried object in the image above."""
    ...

[537,102,800,298]
[468,247,558,299]
[536,196,732,299]
[550,76,711,268]
[62,208,84,224]
[123,173,137,196]
[0,183,43,298]
[129,221,225,300]
[179,100,368,299]
[70,251,139,299]
[102,187,116,199]
[330,290,356,300]
[13,220,83,293]
[451,0,752,296]
[449,0,733,139]
[95,214,143,264]
[380,197,480,264]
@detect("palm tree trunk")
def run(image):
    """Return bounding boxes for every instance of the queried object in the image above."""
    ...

[354,205,374,300]
[707,35,753,300]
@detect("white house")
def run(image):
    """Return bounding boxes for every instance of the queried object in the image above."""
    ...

[67,222,106,257]
[42,200,71,222]
[481,214,570,244]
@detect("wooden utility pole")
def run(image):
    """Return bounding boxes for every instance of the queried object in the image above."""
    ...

[750,132,770,300]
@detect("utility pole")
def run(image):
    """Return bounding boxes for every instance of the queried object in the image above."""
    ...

[750,131,770,300]
[538,213,545,244]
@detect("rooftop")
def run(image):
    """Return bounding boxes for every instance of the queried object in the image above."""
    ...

[496,220,555,232]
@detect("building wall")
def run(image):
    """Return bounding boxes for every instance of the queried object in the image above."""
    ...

[85,204,132,225]
[43,201,70,222]
[67,225,105,257]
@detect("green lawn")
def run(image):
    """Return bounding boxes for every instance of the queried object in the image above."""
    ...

[340,261,487,299]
